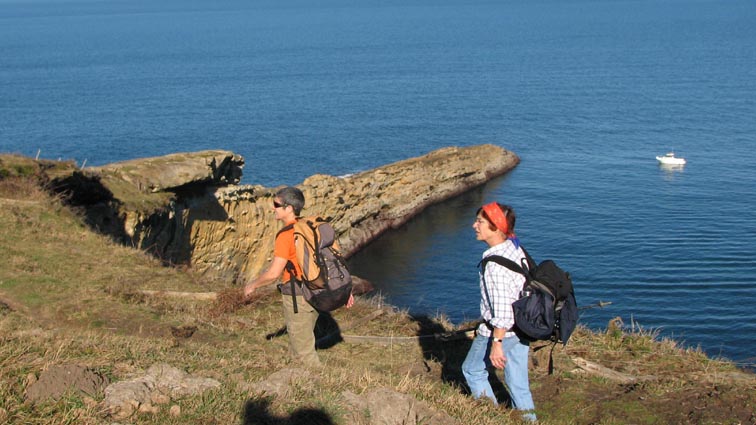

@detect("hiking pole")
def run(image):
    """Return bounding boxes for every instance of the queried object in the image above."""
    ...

[578,300,612,311]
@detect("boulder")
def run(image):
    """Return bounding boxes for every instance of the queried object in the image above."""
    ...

[342,387,460,425]
[103,363,220,420]
[249,367,313,399]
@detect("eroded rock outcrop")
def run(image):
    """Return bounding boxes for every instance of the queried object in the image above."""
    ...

[56,145,518,282]
[102,363,220,420]
[89,150,244,193]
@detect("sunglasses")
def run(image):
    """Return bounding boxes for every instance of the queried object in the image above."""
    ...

[273,200,286,209]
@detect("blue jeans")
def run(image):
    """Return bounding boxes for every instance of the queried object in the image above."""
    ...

[462,333,537,421]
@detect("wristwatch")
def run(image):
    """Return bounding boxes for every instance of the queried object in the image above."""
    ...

[492,337,503,343]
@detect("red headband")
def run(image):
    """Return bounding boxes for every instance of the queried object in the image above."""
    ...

[482,202,509,234]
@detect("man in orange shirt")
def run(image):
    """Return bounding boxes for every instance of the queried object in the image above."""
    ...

[243,186,352,368]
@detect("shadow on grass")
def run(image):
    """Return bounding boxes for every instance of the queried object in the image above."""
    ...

[411,314,512,406]
[243,398,334,425]
[314,312,343,349]
[263,312,343,349]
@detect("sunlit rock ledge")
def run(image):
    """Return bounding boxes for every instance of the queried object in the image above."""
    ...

[52,144,519,282]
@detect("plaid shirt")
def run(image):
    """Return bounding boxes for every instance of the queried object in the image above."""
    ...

[476,240,527,338]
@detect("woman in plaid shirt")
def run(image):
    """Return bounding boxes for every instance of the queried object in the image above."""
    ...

[462,202,537,422]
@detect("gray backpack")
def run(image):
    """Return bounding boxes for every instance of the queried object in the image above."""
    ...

[282,217,353,312]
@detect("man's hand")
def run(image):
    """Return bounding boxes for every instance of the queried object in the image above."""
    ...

[345,293,355,309]
[489,342,507,370]
[243,283,256,301]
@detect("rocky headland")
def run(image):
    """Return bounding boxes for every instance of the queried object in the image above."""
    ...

[50,144,519,283]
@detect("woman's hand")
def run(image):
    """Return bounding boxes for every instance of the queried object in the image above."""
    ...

[489,341,507,369]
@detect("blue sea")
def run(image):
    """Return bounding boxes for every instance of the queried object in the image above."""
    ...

[2,0,755,369]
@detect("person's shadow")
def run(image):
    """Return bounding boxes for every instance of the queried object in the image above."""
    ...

[314,312,344,349]
[411,314,511,407]
[264,312,343,349]
[243,398,333,425]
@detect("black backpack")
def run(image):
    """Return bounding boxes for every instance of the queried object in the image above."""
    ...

[281,217,353,313]
[479,247,578,373]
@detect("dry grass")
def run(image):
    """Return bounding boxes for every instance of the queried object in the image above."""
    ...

[1,160,755,424]
[0,176,47,201]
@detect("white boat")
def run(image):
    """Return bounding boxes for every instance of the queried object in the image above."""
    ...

[656,152,686,165]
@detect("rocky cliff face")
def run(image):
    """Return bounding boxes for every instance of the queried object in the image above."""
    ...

[56,145,518,283]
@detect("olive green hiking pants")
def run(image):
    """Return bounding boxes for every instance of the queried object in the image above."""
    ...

[281,293,321,368]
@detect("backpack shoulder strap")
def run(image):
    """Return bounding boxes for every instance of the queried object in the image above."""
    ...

[277,222,299,313]
[520,246,537,271]
[478,255,528,278]
[276,222,295,238]
[284,260,299,313]
[477,254,531,317]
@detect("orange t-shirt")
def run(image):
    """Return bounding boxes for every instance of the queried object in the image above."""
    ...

[274,221,302,282]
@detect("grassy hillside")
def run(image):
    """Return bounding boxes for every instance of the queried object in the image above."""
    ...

[1,156,754,424]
